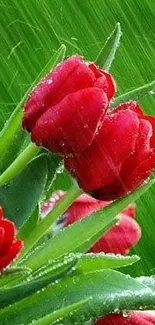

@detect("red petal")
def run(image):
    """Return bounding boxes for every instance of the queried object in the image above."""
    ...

[93,152,155,200]
[114,101,144,116]
[0,219,16,255]
[119,152,155,197]
[89,63,116,100]
[31,88,108,155]
[23,56,96,131]
[65,109,139,191]
[96,311,155,324]
[0,239,24,271]
[0,227,4,248]
[122,204,136,219]
[144,115,155,149]
[90,214,141,255]
[65,194,106,226]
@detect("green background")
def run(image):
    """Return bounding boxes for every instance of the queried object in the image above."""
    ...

[0,0,155,276]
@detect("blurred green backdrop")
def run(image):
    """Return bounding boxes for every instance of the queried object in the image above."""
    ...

[0,0,155,276]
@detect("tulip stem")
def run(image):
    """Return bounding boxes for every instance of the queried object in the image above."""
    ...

[17,183,83,262]
[0,143,40,186]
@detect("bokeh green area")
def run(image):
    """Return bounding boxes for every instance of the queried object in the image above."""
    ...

[0,0,155,276]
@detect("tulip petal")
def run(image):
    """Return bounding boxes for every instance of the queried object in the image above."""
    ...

[64,194,106,226]
[31,88,108,155]
[0,219,16,255]
[114,101,144,117]
[23,56,96,131]
[0,227,4,248]
[119,152,155,197]
[89,63,116,100]
[0,239,24,271]
[65,109,139,190]
[96,311,155,324]
[90,214,141,255]
[122,204,135,219]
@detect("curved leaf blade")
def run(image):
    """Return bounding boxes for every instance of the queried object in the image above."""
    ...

[96,22,122,70]
[0,270,155,325]
[22,179,155,271]
[0,44,66,171]
[111,79,155,108]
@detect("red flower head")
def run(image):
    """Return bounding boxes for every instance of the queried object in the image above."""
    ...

[65,101,155,200]
[23,56,116,155]
[0,206,24,272]
[41,192,141,255]
[96,311,155,324]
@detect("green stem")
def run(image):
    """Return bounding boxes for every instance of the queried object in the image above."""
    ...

[18,183,83,262]
[0,143,39,186]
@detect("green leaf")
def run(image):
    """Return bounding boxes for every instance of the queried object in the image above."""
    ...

[27,299,90,325]
[44,152,62,200]
[0,256,76,308]
[76,253,140,272]
[96,22,122,70]
[1,269,155,325]
[0,44,66,172]
[18,206,39,240]
[17,184,82,261]
[22,179,155,271]
[0,155,48,228]
[0,268,31,289]
[111,79,155,108]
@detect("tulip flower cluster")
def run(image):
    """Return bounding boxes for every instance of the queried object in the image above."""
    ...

[0,206,23,271]
[41,191,155,324]
[23,55,155,200]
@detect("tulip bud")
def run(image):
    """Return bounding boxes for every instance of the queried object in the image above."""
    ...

[23,56,116,156]
[65,101,155,200]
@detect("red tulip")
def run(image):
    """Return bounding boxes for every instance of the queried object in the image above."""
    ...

[41,192,141,255]
[23,56,116,155]
[96,311,155,324]
[0,206,24,271]
[65,101,155,200]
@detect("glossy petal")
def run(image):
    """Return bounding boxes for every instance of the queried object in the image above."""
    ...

[119,152,155,197]
[0,239,24,271]
[96,311,155,324]
[23,56,115,133]
[0,227,4,248]
[65,109,139,191]
[64,194,106,226]
[0,219,16,255]
[90,213,141,255]
[89,63,116,100]
[114,101,144,117]
[31,88,108,155]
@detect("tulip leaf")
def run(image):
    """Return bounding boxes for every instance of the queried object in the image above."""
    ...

[96,22,122,70]
[21,178,155,271]
[1,269,155,325]
[0,155,48,228]
[136,276,155,290]
[0,256,76,308]
[0,44,66,173]
[27,299,90,325]
[76,253,140,272]
[20,216,117,271]
[17,206,39,240]
[111,79,155,108]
